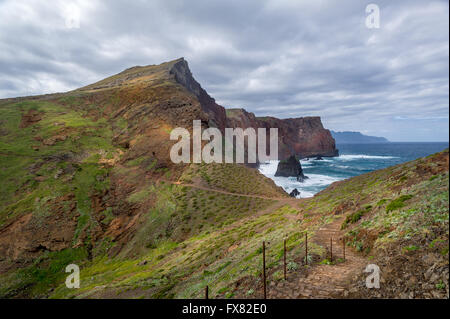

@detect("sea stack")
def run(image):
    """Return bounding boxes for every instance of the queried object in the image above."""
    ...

[275,155,308,182]
[289,188,300,197]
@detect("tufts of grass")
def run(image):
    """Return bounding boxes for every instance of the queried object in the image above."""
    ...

[386,195,413,213]
[287,261,299,271]
[0,248,87,298]
[341,205,372,229]
[127,186,155,203]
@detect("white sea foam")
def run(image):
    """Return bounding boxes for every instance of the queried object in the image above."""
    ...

[258,160,279,175]
[258,154,398,198]
[336,154,399,160]
[330,164,352,169]
[301,158,333,163]
[258,160,343,198]
[259,145,447,198]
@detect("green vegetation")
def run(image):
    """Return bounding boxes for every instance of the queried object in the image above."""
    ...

[386,195,414,213]
[319,259,332,265]
[180,163,287,198]
[402,245,419,252]
[287,262,299,271]
[0,99,116,230]
[436,281,445,290]
[429,175,438,181]
[345,172,448,253]
[0,90,448,299]
[0,248,87,297]
[37,203,322,299]
[341,205,372,229]
[127,186,155,203]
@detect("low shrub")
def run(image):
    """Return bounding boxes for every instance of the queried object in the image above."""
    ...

[386,195,413,213]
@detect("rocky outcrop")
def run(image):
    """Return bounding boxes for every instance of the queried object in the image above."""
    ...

[169,58,227,131]
[162,58,338,161]
[20,109,43,128]
[275,155,308,182]
[289,188,300,197]
[75,58,337,165]
[173,59,338,160]
[262,116,338,160]
[225,108,338,161]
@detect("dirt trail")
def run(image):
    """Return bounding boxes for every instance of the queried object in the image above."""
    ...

[163,180,290,201]
[268,216,368,299]
[162,179,368,299]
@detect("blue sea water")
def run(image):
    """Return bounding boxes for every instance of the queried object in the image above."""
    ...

[259,142,449,198]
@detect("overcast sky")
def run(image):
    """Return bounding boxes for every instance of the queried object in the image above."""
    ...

[0,0,448,141]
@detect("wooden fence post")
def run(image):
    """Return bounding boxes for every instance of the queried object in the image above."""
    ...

[305,232,308,266]
[283,239,287,280]
[263,241,267,299]
[330,237,333,262]
[343,237,346,261]
[205,285,209,299]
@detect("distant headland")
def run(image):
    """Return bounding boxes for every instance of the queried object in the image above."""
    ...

[331,130,389,144]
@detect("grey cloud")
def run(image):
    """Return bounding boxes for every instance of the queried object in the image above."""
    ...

[0,0,448,141]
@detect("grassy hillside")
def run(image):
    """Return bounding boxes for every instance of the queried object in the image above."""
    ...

[0,94,289,298]
[0,59,447,299]
[1,108,446,298]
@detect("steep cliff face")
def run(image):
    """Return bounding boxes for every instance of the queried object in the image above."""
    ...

[168,59,338,160]
[169,59,227,131]
[275,155,307,182]
[2,58,446,300]
[225,108,338,160]
[0,58,336,276]
[260,116,338,159]
[75,58,216,168]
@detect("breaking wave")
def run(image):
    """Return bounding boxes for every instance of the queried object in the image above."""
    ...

[258,142,449,198]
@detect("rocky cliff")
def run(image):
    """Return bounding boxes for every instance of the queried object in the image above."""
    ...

[89,58,338,161]
[0,57,335,278]
[168,59,338,161]
[169,58,227,131]
[274,155,307,182]
[226,108,338,160]
[0,58,447,300]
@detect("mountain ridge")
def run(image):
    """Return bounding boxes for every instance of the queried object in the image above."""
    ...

[331,130,389,144]
[0,58,447,299]
[76,58,338,160]
[0,57,336,275]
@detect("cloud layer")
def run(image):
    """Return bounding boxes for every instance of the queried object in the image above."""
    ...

[0,0,448,141]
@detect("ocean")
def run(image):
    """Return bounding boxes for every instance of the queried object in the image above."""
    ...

[258,142,449,198]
